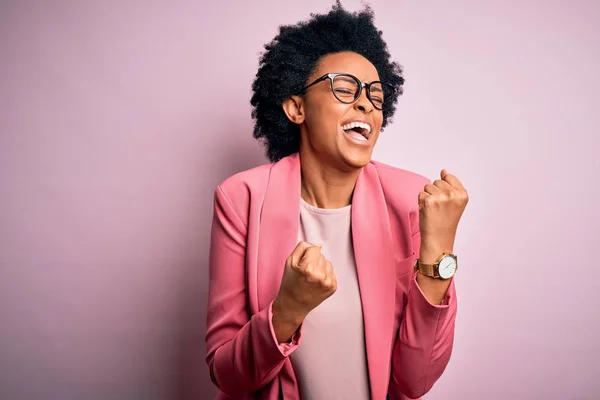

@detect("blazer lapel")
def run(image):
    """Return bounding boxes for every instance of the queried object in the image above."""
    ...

[256,154,302,311]
[352,163,397,400]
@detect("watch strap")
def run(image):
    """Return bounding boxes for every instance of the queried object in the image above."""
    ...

[414,259,439,278]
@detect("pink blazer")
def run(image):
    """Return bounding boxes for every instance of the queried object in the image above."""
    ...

[205,153,457,400]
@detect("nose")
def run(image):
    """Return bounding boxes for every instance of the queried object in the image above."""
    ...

[353,87,374,113]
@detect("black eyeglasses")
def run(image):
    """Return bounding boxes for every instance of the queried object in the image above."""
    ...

[300,72,395,111]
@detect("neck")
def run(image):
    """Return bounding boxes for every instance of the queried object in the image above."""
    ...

[299,150,361,209]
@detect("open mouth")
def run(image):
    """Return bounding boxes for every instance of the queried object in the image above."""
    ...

[342,121,372,142]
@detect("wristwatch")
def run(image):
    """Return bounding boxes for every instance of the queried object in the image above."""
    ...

[414,253,458,280]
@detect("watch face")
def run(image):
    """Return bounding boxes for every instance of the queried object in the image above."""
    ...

[438,255,457,279]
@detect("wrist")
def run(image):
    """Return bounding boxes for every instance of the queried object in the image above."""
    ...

[273,294,306,327]
[420,241,454,264]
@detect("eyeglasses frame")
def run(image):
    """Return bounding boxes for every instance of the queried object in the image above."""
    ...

[300,72,395,110]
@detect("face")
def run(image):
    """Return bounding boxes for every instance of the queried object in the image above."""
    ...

[283,51,385,171]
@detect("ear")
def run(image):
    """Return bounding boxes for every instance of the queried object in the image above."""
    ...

[282,95,305,125]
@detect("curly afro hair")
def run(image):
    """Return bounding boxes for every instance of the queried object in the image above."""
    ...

[250,1,405,162]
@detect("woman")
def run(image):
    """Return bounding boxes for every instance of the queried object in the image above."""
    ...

[205,3,468,399]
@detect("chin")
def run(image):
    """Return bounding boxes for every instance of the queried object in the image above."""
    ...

[340,150,373,171]
[336,130,377,170]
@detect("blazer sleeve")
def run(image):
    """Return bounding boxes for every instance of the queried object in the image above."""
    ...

[390,228,458,399]
[205,185,301,398]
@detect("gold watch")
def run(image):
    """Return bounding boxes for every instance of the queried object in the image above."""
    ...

[414,253,458,280]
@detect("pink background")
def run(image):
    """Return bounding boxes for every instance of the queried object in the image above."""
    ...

[1,1,599,399]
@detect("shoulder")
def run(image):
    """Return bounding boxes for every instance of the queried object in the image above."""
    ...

[216,153,298,198]
[217,162,273,196]
[213,161,273,216]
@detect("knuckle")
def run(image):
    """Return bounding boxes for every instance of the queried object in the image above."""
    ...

[314,271,326,283]
[293,261,306,273]
[329,279,338,293]
[305,258,318,269]
[303,265,315,279]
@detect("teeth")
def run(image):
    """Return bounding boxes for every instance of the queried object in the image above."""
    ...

[341,121,371,134]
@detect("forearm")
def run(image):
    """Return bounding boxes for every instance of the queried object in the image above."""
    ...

[208,302,296,397]
[392,277,457,398]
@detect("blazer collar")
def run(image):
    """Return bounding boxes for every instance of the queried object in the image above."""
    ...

[257,153,396,400]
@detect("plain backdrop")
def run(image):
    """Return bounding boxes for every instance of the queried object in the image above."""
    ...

[1,0,599,399]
